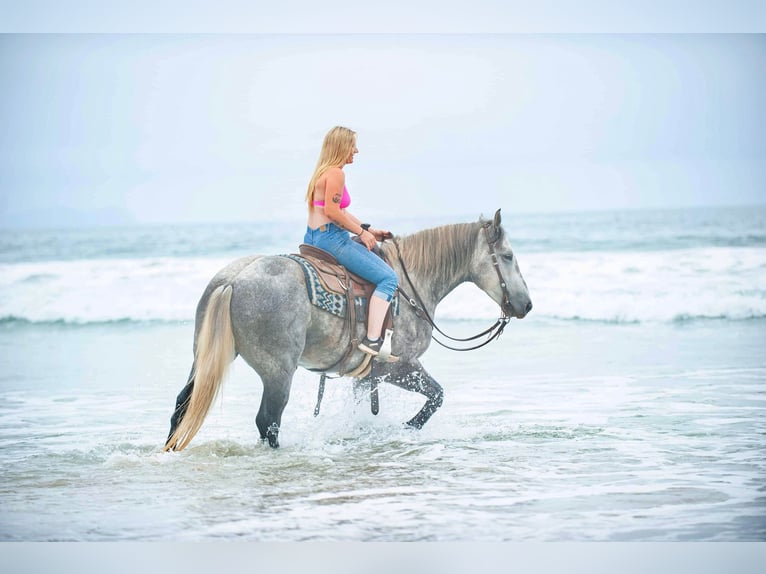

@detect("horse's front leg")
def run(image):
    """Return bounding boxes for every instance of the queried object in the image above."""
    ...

[367,359,444,429]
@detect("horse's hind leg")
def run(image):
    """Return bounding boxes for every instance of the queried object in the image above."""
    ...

[254,369,296,448]
[165,365,195,447]
[367,360,444,429]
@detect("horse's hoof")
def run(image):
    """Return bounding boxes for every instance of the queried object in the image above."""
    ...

[260,435,280,448]
[266,423,280,448]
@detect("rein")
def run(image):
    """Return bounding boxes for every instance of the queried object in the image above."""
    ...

[389,222,512,352]
[313,222,511,418]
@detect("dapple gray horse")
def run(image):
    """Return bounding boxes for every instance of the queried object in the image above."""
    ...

[165,210,532,451]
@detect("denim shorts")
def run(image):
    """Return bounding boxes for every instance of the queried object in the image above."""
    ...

[303,223,398,301]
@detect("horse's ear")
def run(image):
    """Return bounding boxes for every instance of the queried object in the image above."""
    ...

[493,209,502,230]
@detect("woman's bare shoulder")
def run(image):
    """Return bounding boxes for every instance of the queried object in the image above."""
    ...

[325,166,345,183]
[318,168,344,193]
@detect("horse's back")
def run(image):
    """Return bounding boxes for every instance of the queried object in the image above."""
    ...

[226,255,313,367]
[198,253,355,374]
[223,254,309,315]
[195,254,305,324]
[209,255,262,286]
[193,255,263,334]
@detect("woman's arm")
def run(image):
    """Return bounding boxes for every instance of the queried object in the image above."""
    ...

[326,173,392,242]
[323,169,377,249]
[345,211,362,227]
[344,210,390,242]
[322,169,361,233]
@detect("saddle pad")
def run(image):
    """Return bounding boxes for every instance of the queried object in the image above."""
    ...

[282,254,398,321]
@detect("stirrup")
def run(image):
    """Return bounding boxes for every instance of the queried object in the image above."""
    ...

[359,329,398,362]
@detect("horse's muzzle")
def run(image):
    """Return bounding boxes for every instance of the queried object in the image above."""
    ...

[505,299,532,319]
[523,300,533,316]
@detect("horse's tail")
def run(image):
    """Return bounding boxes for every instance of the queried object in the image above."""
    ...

[164,284,235,452]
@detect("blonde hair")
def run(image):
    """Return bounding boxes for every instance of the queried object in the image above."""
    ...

[305,126,357,207]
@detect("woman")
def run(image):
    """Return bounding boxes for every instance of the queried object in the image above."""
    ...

[304,126,398,360]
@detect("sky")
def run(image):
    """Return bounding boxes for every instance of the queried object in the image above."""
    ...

[0,2,765,227]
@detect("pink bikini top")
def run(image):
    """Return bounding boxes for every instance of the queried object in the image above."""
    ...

[313,185,350,209]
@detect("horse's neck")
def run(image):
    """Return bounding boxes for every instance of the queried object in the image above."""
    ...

[392,228,476,312]
[414,267,468,311]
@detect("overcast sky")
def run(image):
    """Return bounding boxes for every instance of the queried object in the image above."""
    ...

[1,3,764,227]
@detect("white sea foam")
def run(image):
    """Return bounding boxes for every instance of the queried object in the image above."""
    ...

[2,247,765,324]
[438,246,766,323]
[0,257,232,324]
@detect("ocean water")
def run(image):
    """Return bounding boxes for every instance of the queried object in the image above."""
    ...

[0,206,765,541]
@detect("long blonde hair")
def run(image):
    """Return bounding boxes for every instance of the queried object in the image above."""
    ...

[305,126,357,207]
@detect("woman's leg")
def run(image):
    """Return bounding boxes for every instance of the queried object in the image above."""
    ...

[313,227,398,353]
[366,295,390,341]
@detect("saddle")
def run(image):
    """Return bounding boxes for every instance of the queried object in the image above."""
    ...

[297,244,377,302]
[285,244,396,381]
[290,244,395,417]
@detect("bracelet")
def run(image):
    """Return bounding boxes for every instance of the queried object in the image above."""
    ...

[358,223,371,235]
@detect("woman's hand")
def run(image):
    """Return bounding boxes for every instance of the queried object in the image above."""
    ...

[370,228,392,242]
[359,229,377,250]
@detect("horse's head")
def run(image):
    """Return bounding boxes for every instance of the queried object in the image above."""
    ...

[471,209,532,319]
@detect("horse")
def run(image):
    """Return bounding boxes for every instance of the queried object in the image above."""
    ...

[164,209,532,451]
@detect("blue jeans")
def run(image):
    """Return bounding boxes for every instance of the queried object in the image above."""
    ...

[303,223,398,301]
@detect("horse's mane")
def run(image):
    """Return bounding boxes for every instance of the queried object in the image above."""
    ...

[381,220,487,284]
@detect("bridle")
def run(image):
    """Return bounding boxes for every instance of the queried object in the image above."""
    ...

[390,221,513,352]
[481,221,514,314]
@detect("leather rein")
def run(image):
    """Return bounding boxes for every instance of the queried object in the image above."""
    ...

[390,221,512,352]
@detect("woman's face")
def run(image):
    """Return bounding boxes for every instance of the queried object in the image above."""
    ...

[345,140,358,165]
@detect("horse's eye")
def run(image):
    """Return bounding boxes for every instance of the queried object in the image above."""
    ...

[501,253,514,263]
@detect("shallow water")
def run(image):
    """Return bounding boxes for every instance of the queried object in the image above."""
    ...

[1,318,764,541]
[2,208,765,541]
